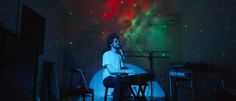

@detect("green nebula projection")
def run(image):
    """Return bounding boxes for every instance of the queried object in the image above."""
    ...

[123,7,170,52]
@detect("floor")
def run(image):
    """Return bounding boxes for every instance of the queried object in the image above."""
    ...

[68,95,165,101]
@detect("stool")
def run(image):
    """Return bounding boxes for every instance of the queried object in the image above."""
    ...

[104,86,113,101]
[104,85,132,101]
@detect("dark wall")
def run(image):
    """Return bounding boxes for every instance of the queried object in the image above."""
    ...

[180,0,236,72]
[178,1,236,99]
[0,0,19,32]
[1,0,65,100]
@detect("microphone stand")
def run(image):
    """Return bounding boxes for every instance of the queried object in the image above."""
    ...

[148,51,154,101]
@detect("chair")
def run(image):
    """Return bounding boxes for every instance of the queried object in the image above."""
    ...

[62,68,94,101]
[63,87,94,101]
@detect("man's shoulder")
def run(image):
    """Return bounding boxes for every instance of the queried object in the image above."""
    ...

[104,50,112,54]
[103,50,111,56]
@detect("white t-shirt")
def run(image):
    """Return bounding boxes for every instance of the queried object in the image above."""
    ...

[102,50,124,80]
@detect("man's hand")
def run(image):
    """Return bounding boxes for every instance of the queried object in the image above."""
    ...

[125,69,136,75]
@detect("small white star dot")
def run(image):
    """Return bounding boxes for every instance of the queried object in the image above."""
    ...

[222,53,225,56]
[184,25,188,28]
[69,42,73,45]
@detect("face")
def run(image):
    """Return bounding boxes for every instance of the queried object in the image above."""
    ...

[110,38,120,49]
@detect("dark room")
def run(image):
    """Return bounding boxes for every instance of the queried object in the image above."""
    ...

[1,0,236,101]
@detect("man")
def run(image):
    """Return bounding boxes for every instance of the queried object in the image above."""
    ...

[102,33,134,101]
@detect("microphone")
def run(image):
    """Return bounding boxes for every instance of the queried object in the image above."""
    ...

[119,49,125,60]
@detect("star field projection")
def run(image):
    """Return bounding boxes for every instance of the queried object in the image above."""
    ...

[64,0,173,34]
[69,0,175,51]
[63,0,169,67]
[181,0,236,63]
[60,0,236,67]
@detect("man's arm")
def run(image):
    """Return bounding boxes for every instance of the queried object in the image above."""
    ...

[105,64,136,75]
[104,64,128,75]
